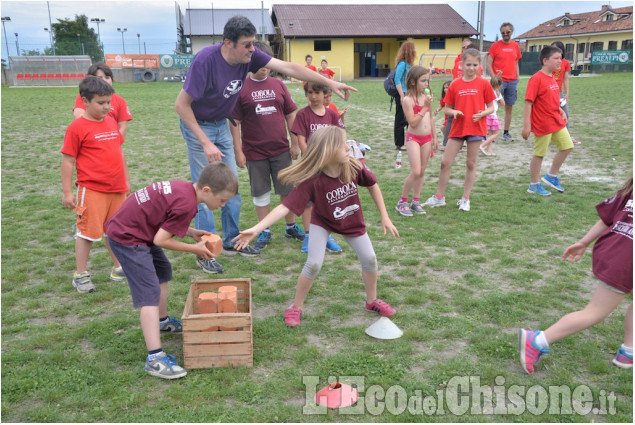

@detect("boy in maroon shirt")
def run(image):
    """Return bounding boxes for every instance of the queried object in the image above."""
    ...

[522,45,574,196]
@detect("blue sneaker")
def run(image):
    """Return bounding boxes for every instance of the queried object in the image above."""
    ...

[285,224,305,241]
[542,175,564,192]
[159,316,182,333]
[254,231,272,250]
[527,183,551,196]
[612,346,634,369]
[146,353,187,379]
[301,234,309,253]
[326,235,342,253]
[519,329,550,374]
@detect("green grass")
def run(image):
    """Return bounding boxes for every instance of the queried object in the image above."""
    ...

[1,73,633,422]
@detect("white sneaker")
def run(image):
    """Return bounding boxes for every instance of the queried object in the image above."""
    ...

[457,198,470,212]
[423,195,446,208]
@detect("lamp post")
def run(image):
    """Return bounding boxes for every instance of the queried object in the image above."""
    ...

[14,32,19,56]
[90,18,105,50]
[44,27,55,55]
[137,33,141,54]
[76,33,84,55]
[117,27,127,54]
[1,17,11,61]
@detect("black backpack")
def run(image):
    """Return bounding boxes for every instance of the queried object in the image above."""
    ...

[384,70,399,97]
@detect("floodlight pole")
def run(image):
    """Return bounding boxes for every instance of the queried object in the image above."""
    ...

[14,32,19,56]
[1,17,11,61]
[117,27,127,54]
[91,18,105,50]
[137,33,141,54]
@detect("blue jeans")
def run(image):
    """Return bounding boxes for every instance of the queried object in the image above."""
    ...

[501,79,519,106]
[179,118,241,248]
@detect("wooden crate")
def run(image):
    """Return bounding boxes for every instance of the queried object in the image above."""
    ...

[182,278,253,369]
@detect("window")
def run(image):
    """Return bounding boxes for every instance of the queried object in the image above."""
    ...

[314,40,331,51]
[608,41,617,50]
[590,41,604,52]
[563,19,571,26]
[353,43,382,52]
[429,37,445,50]
[530,45,538,52]
[605,14,614,21]
[565,43,574,60]
[577,42,586,54]
[621,39,633,50]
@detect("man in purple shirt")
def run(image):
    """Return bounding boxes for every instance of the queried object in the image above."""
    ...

[175,15,356,274]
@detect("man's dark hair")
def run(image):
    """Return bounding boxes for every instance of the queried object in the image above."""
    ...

[87,62,114,82]
[223,15,256,43]
[540,45,562,64]
[79,75,114,101]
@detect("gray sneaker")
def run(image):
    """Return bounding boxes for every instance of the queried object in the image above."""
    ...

[222,244,260,257]
[502,132,514,142]
[423,195,446,208]
[145,353,187,380]
[196,257,224,274]
[72,271,95,293]
[457,197,471,212]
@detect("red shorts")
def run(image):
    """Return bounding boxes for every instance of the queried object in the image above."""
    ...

[406,132,432,146]
[74,185,126,241]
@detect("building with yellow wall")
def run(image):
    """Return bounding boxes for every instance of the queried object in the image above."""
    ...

[517,4,633,71]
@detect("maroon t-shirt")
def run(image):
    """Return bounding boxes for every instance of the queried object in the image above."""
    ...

[106,180,197,246]
[290,106,344,142]
[282,167,377,237]
[592,190,633,293]
[231,76,297,161]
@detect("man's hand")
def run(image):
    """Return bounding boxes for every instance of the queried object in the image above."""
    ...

[204,142,224,162]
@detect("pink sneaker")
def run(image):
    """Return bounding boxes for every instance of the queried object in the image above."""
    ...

[365,298,396,317]
[519,329,550,374]
[284,306,302,327]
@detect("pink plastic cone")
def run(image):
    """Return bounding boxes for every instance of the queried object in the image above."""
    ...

[314,382,359,409]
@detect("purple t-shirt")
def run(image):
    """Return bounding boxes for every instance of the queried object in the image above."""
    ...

[290,106,345,142]
[106,180,198,246]
[593,190,633,293]
[231,76,297,161]
[282,167,377,237]
[183,44,272,122]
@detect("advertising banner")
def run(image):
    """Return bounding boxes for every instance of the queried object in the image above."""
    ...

[106,54,160,69]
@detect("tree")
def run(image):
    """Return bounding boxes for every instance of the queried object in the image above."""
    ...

[22,49,43,56]
[51,14,103,62]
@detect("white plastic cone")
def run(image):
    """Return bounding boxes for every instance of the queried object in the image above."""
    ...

[365,317,403,339]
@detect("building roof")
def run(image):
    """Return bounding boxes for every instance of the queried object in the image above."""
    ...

[271,4,478,38]
[183,8,276,36]
[517,5,633,40]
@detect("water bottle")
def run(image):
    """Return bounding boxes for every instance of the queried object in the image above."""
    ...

[395,151,402,169]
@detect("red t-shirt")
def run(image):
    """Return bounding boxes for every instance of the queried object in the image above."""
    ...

[552,58,571,92]
[231,76,297,161]
[106,180,198,247]
[444,77,496,138]
[290,106,345,142]
[61,116,127,193]
[525,71,566,136]
[74,93,132,123]
[592,190,633,293]
[283,167,377,237]
[488,40,522,82]
[319,68,335,79]
[327,103,339,115]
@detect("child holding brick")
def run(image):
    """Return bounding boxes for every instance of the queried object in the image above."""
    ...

[106,162,238,379]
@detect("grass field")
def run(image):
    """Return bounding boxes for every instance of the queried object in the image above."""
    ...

[1,72,633,422]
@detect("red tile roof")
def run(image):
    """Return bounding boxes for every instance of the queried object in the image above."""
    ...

[272,4,478,38]
[517,5,633,39]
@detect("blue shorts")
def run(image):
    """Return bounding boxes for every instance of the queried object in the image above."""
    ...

[451,135,486,142]
[108,237,173,308]
[501,79,519,106]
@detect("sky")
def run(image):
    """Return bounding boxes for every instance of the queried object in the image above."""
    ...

[0,0,632,61]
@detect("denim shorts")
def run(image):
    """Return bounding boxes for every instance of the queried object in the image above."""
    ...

[501,79,519,106]
[108,237,173,308]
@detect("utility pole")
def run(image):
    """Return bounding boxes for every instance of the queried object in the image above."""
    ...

[117,27,127,54]
[47,1,56,54]
[479,1,485,52]
[1,17,11,61]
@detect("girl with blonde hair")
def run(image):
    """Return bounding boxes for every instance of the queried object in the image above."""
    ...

[233,126,400,327]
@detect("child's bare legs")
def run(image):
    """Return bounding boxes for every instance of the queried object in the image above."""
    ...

[362,270,378,303]
[548,148,572,176]
[302,206,311,233]
[292,273,315,309]
[435,138,462,196]
[139,282,168,351]
[104,237,122,268]
[543,284,626,345]
[481,129,500,154]
[530,155,544,183]
[402,142,431,200]
[75,237,92,272]
[462,142,480,199]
